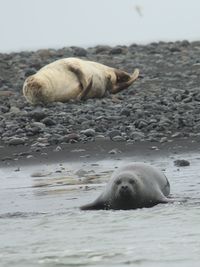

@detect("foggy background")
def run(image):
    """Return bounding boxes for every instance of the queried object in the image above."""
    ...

[0,0,200,52]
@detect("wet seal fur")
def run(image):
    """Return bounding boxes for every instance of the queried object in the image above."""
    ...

[80,163,171,210]
[23,57,139,104]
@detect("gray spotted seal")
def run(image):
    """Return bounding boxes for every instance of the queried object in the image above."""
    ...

[23,57,139,104]
[80,162,171,210]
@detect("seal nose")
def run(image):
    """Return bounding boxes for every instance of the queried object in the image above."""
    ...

[121,185,128,190]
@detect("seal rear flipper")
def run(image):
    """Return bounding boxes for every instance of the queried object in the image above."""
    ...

[112,68,139,94]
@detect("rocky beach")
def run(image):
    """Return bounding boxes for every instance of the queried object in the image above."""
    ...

[1,41,200,163]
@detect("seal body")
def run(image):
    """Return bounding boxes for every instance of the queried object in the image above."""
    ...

[23,57,139,104]
[80,163,170,210]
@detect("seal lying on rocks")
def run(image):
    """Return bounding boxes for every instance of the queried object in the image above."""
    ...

[80,162,171,210]
[23,57,139,104]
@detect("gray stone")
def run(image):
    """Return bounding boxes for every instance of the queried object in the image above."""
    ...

[112,136,125,142]
[108,148,121,154]
[29,109,46,121]
[130,131,145,141]
[109,130,121,139]
[160,137,168,143]
[9,106,21,114]
[120,108,130,116]
[42,117,56,126]
[31,122,46,129]
[61,133,80,142]
[7,137,26,145]
[174,159,190,167]
[81,128,96,137]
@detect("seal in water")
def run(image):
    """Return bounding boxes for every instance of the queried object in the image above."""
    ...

[23,57,139,104]
[80,162,171,210]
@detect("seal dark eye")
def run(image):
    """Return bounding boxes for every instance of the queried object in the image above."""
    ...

[129,179,135,185]
[116,180,121,185]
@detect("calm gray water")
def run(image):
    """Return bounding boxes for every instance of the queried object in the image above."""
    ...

[1,153,200,267]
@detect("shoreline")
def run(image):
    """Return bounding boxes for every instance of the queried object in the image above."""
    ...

[1,138,199,167]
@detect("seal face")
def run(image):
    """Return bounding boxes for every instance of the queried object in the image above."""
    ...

[80,163,171,210]
[22,57,139,104]
[111,174,140,210]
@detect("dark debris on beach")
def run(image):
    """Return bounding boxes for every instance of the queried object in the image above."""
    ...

[1,41,200,154]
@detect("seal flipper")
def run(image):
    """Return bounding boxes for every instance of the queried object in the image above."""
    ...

[112,68,139,94]
[77,76,93,101]
[67,64,88,90]
[80,198,108,210]
[161,197,174,204]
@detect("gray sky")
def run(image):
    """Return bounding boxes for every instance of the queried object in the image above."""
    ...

[0,0,200,52]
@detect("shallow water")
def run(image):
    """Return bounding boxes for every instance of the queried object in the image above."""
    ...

[1,152,200,267]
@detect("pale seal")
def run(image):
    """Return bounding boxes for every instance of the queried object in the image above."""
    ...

[80,162,171,210]
[23,57,139,104]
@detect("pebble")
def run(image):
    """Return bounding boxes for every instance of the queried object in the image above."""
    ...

[7,137,26,146]
[108,148,122,154]
[41,117,56,126]
[174,159,190,167]
[109,130,121,140]
[61,133,80,142]
[81,128,96,137]
[112,136,125,142]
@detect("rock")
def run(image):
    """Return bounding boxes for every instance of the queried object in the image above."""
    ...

[31,122,46,129]
[130,131,145,141]
[109,46,126,55]
[95,134,107,140]
[9,106,21,114]
[112,136,125,142]
[72,47,87,57]
[194,94,200,101]
[108,148,121,154]
[109,130,121,139]
[29,109,46,121]
[171,132,182,138]
[81,128,96,137]
[41,117,56,126]
[61,133,80,142]
[160,137,168,143]
[120,108,130,116]
[0,91,14,97]
[24,68,36,77]
[7,137,26,145]
[0,105,9,113]
[94,45,111,54]
[54,146,62,152]
[174,159,190,167]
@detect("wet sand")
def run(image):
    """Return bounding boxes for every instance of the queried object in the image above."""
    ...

[1,138,200,167]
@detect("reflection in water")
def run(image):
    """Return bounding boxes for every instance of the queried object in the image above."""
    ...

[1,154,200,267]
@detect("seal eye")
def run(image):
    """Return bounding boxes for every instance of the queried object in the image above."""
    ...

[116,180,121,185]
[129,179,135,185]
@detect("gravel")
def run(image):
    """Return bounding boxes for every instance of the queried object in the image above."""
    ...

[1,41,200,150]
